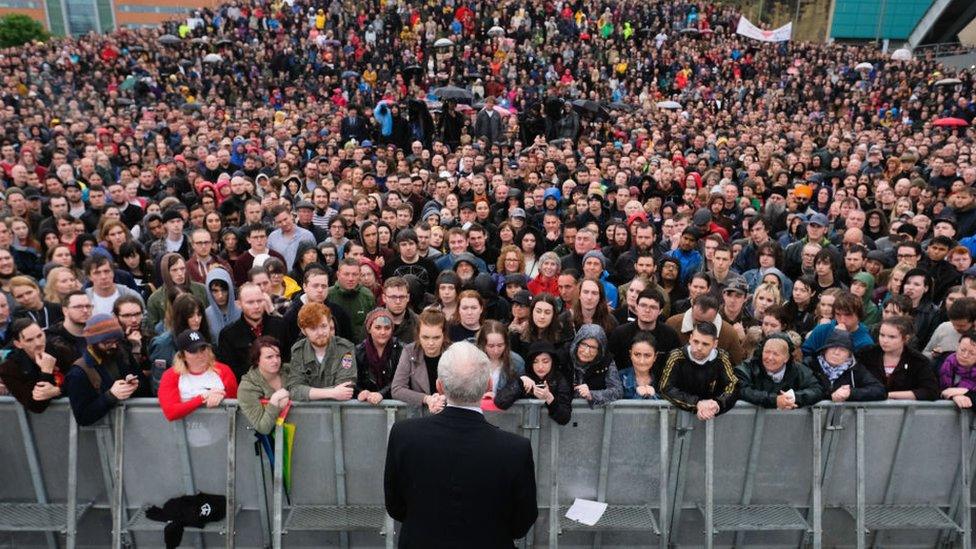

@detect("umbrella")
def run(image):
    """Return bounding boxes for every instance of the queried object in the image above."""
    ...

[472,103,511,116]
[935,78,962,86]
[656,100,682,110]
[341,70,359,79]
[488,26,505,37]
[215,38,233,46]
[854,62,873,71]
[203,54,222,63]
[604,101,635,112]
[118,76,137,91]
[158,34,180,45]
[571,99,602,115]
[455,104,475,114]
[402,65,423,77]
[680,27,700,34]
[434,85,473,101]
[178,59,194,67]
[190,37,209,44]
[933,117,969,127]
[180,102,202,112]
[322,39,341,47]
[434,38,454,48]
[891,48,913,61]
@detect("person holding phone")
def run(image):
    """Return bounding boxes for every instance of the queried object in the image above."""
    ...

[494,341,572,425]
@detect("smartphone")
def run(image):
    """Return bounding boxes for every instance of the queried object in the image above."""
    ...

[125,374,138,384]
[535,382,546,389]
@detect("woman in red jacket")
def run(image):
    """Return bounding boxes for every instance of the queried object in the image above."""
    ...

[158,329,238,421]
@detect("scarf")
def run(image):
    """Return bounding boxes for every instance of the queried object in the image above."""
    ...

[817,354,854,382]
[364,336,391,385]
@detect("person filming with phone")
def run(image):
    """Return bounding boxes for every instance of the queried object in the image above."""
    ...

[64,314,150,426]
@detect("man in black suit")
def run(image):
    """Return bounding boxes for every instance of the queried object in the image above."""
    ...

[340,105,370,144]
[384,341,538,548]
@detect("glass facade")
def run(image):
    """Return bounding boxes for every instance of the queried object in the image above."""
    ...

[830,0,934,40]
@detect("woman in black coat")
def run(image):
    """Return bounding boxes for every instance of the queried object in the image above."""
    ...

[354,309,404,403]
[494,341,572,425]
[855,316,939,401]
[803,328,886,402]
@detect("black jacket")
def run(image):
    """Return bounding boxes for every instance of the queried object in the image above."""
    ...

[802,356,886,402]
[607,321,681,388]
[659,347,739,415]
[384,407,538,548]
[355,338,403,398]
[494,368,572,425]
[0,348,62,413]
[734,358,825,408]
[215,314,288,380]
[855,345,939,401]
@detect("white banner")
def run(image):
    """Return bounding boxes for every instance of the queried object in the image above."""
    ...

[736,16,792,42]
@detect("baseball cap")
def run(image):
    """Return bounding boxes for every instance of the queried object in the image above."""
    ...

[176,329,211,353]
[723,277,749,295]
[512,290,532,306]
[807,213,829,227]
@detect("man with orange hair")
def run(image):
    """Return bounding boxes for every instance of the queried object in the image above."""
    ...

[285,302,357,402]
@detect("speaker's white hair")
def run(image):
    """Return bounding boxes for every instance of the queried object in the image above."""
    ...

[437,341,490,406]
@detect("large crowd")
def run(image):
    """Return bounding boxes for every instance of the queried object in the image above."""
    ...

[0,0,974,429]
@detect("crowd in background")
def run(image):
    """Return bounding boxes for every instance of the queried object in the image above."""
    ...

[0,0,975,427]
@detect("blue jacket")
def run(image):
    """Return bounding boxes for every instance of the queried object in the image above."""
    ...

[619,368,659,400]
[64,349,150,426]
[666,248,702,283]
[801,321,874,358]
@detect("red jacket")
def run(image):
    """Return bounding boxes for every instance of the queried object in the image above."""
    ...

[527,274,559,297]
[157,361,238,421]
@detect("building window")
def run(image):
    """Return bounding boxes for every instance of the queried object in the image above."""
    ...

[65,0,98,35]
[117,4,190,14]
[0,0,39,7]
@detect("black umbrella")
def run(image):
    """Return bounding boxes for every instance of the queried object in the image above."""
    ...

[178,59,194,67]
[402,65,423,77]
[158,34,180,45]
[604,101,636,112]
[571,99,602,114]
[434,86,473,102]
[215,38,234,46]
[115,98,134,106]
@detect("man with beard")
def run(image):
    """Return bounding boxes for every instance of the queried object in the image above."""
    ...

[63,314,149,426]
[763,188,789,235]
[285,302,357,402]
[614,222,658,284]
[216,283,288,380]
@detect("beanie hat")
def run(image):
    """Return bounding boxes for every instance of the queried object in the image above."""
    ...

[84,314,124,345]
[364,308,394,332]
[582,249,607,269]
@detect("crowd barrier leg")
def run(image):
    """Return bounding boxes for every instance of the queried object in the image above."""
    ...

[855,408,866,549]
[225,405,237,549]
[590,407,614,549]
[546,421,559,549]
[110,407,125,549]
[658,408,669,549]
[960,411,972,549]
[811,407,823,549]
[15,406,58,549]
[332,408,349,549]
[66,416,78,549]
[666,411,694,542]
[518,403,541,549]
[704,417,714,549]
[250,434,271,549]
[383,406,397,549]
[271,422,283,549]
[174,418,204,549]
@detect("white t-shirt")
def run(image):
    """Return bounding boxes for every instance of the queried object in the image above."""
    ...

[178,369,225,401]
[91,289,120,316]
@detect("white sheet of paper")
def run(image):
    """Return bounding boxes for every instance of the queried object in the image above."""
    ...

[565,498,608,526]
[784,389,796,402]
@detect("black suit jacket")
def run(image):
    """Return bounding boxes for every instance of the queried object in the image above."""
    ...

[384,407,538,548]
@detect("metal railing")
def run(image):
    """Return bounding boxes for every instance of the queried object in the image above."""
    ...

[0,397,972,547]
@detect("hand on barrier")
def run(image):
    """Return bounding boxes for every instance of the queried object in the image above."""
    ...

[424,393,446,413]
[696,399,719,421]
[357,390,383,405]
[204,389,226,408]
[519,376,535,394]
[576,384,592,401]
[831,385,851,403]
[330,381,355,401]
[636,385,655,399]
[269,388,290,408]
[952,395,973,409]
[32,381,60,401]
[776,391,798,410]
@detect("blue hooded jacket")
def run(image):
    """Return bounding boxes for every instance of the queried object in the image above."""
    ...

[204,268,241,345]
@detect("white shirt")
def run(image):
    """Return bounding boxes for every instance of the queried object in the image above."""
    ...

[178,369,225,401]
[91,288,120,316]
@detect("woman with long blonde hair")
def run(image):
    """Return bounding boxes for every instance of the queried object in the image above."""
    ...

[157,328,237,421]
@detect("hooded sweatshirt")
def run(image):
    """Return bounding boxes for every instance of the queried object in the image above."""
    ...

[852,272,880,328]
[205,268,241,345]
[569,324,623,406]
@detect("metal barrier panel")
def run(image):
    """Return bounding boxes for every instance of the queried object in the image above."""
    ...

[0,397,974,548]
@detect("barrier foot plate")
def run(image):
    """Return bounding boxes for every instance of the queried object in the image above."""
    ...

[701,504,809,532]
[0,502,91,531]
[284,505,387,531]
[842,504,961,531]
[557,504,660,534]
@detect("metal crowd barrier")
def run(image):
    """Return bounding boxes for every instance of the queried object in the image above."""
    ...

[0,397,973,548]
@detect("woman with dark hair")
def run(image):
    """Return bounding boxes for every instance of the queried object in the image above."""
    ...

[899,268,940,346]
[238,336,291,434]
[149,293,212,393]
[146,253,209,333]
[219,227,244,263]
[618,333,660,400]
[494,341,572,425]
[289,241,326,282]
[856,316,938,401]
[511,293,573,359]
[785,276,818,335]
[73,234,98,267]
[117,241,154,300]
[864,209,889,242]
[425,271,462,323]
[355,308,403,404]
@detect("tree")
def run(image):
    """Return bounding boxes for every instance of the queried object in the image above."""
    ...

[0,14,49,48]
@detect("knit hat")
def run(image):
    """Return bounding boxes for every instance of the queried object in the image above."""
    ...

[364,308,394,332]
[582,250,607,269]
[84,314,124,345]
[818,328,853,354]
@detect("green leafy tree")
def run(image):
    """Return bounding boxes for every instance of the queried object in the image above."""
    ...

[0,14,49,48]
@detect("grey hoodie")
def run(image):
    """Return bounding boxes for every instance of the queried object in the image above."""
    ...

[205,268,241,345]
[570,324,623,406]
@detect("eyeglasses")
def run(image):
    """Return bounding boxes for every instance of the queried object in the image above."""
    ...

[578,341,599,351]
